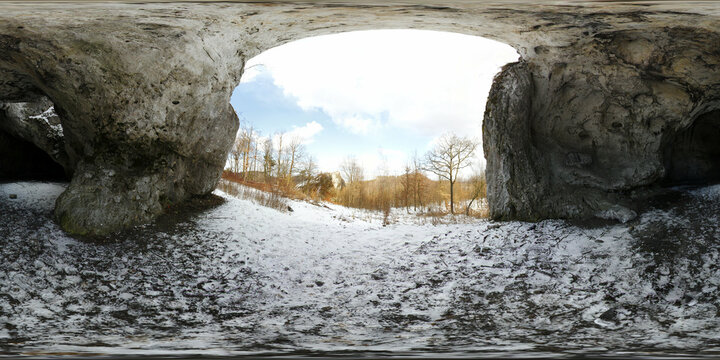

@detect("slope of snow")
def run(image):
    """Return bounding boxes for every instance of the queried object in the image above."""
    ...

[0,181,719,357]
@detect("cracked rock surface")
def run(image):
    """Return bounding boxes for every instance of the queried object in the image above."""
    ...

[1,1,720,233]
[0,97,70,173]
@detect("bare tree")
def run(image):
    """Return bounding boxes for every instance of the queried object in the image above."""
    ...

[226,121,257,180]
[251,131,261,181]
[286,137,304,180]
[261,138,275,183]
[400,163,412,212]
[274,131,285,178]
[411,150,426,210]
[238,123,255,180]
[299,155,318,182]
[341,156,364,184]
[424,133,479,214]
[464,167,487,216]
[229,138,241,173]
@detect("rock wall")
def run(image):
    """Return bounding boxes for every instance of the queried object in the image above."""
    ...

[0,6,245,235]
[484,26,720,222]
[0,1,719,235]
[0,97,70,174]
[483,61,547,220]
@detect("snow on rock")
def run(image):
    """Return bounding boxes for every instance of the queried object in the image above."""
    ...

[0,100,71,172]
[28,106,63,137]
[0,181,719,357]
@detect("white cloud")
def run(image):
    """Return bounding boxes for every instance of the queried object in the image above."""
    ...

[336,115,377,135]
[284,121,324,145]
[268,121,323,151]
[254,122,323,152]
[241,29,518,139]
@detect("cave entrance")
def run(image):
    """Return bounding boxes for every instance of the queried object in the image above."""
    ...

[221,29,518,219]
[663,110,720,186]
[0,100,69,182]
[0,130,67,181]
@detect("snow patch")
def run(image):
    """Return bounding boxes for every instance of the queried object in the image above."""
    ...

[0,181,719,357]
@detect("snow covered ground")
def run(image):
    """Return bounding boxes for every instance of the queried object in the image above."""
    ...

[0,181,719,358]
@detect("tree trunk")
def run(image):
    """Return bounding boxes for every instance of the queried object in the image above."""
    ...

[242,139,250,181]
[450,179,455,214]
[288,150,296,179]
[465,197,476,216]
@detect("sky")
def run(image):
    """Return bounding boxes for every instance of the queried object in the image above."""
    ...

[230,29,519,179]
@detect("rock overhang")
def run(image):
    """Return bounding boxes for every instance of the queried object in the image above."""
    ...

[0,0,718,235]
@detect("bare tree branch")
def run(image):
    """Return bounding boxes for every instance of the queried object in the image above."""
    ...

[423,133,479,214]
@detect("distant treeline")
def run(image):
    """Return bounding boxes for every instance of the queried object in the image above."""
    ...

[225,122,487,217]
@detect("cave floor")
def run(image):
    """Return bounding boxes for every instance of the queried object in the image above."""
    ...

[0,181,719,358]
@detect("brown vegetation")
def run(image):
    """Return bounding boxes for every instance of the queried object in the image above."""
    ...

[334,171,488,217]
[222,127,488,219]
[221,167,488,219]
[217,176,290,212]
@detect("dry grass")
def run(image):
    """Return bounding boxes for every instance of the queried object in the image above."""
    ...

[222,170,308,200]
[219,170,490,223]
[217,179,291,213]
[466,207,490,219]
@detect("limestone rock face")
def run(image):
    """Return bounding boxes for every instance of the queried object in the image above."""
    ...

[483,61,547,220]
[0,97,70,174]
[0,1,719,234]
[484,26,720,221]
[0,4,244,235]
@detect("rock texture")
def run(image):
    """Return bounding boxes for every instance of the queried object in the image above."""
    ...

[0,97,70,174]
[483,61,546,220]
[485,24,720,221]
[1,1,719,234]
[1,3,245,235]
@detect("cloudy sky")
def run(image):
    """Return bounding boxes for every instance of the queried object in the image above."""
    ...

[230,29,518,178]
